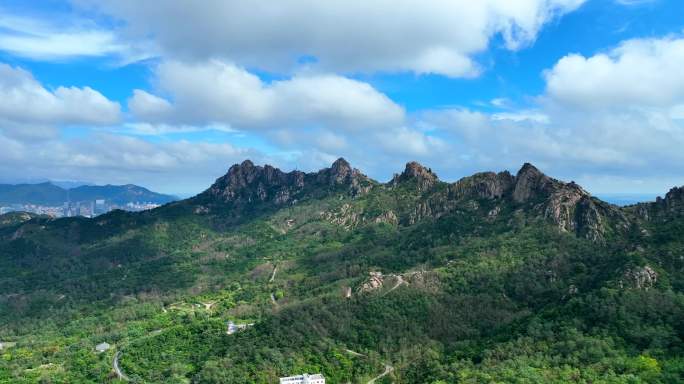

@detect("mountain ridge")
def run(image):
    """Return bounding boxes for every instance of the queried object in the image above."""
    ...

[0,182,177,206]
[188,158,639,241]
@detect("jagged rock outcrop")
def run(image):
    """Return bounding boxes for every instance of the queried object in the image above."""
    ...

[633,186,684,221]
[659,186,684,211]
[199,158,372,209]
[195,158,632,240]
[448,171,514,200]
[391,162,438,191]
[393,162,625,240]
[513,163,559,203]
[374,210,398,225]
[357,270,438,294]
[206,160,306,205]
[316,158,372,196]
[620,266,658,290]
[321,203,362,229]
[510,163,627,240]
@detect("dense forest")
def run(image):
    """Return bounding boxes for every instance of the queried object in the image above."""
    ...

[0,159,682,383]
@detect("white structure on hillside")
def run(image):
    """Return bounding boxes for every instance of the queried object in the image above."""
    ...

[226,321,254,335]
[95,342,111,353]
[279,373,325,384]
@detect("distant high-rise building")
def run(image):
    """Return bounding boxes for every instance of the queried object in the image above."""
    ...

[94,199,106,215]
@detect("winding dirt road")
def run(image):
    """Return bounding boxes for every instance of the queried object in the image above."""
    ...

[113,351,130,381]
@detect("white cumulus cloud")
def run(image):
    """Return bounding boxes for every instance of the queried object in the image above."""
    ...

[0,63,121,140]
[80,0,586,77]
[545,36,684,109]
[128,60,405,131]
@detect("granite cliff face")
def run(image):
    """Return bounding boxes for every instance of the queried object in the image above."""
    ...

[206,160,306,205]
[200,158,371,208]
[391,161,626,240]
[448,171,515,200]
[509,163,628,240]
[391,161,439,191]
[630,186,684,222]
[653,186,684,215]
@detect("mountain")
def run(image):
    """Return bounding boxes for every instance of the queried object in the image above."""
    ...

[0,159,683,383]
[188,159,625,240]
[0,182,66,206]
[0,182,177,205]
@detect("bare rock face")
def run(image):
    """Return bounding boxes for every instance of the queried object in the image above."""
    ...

[629,186,684,222]
[358,271,438,294]
[374,210,398,225]
[392,162,438,191]
[660,186,684,211]
[359,272,384,292]
[649,186,684,218]
[513,163,558,203]
[202,158,371,208]
[541,184,589,231]
[510,163,627,240]
[620,266,658,290]
[206,160,305,205]
[322,203,361,229]
[320,158,354,185]
[449,171,514,200]
[199,158,629,241]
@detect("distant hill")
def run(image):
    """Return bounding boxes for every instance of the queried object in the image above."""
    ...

[0,182,177,206]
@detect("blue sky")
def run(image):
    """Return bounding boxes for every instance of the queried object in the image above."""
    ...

[1,0,684,196]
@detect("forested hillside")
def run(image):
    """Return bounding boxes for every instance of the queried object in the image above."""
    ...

[0,159,682,383]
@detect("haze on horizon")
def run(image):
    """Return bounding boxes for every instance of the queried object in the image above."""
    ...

[1,0,684,196]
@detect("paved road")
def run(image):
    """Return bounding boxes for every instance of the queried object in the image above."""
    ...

[367,364,393,384]
[269,265,278,282]
[113,351,130,381]
[345,349,393,384]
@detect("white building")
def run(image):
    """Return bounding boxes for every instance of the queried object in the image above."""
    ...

[279,373,325,384]
[95,342,111,353]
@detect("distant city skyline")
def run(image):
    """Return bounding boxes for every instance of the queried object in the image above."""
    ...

[1,1,684,195]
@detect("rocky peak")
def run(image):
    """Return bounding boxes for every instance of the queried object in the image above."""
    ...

[330,157,352,178]
[508,163,626,240]
[201,158,371,208]
[314,158,372,196]
[620,266,658,290]
[204,160,305,205]
[317,157,355,185]
[392,161,438,191]
[512,163,557,203]
[630,185,684,221]
[659,186,684,211]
